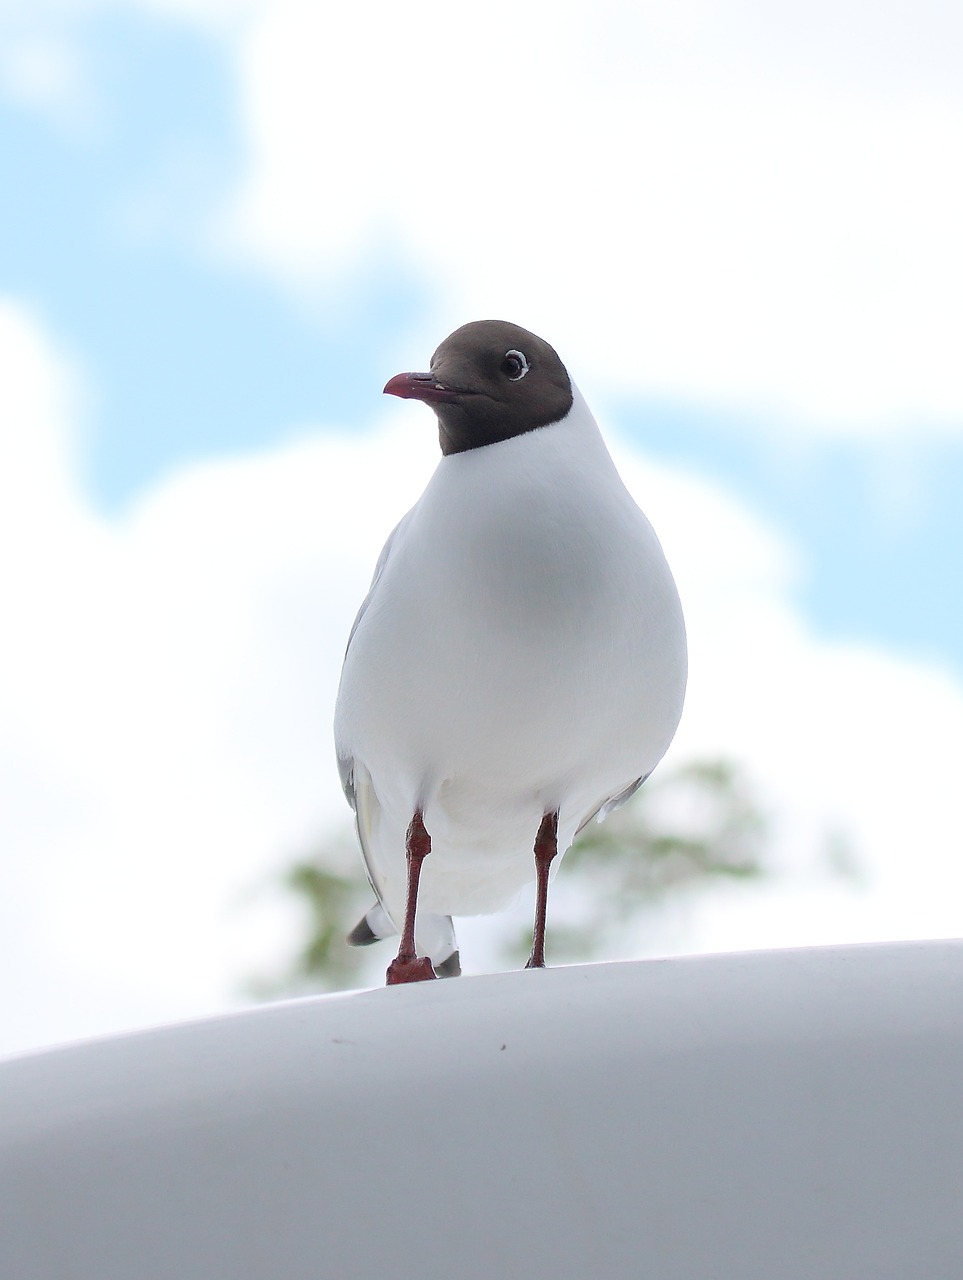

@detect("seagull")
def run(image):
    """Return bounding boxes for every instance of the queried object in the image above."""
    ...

[335,321,687,984]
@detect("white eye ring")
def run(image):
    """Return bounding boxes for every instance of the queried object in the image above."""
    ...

[503,349,529,381]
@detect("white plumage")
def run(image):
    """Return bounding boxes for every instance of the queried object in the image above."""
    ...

[335,380,686,971]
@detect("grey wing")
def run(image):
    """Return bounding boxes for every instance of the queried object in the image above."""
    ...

[342,509,414,662]
[576,772,651,836]
[340,761,396,937]
[340,758,460,970]
[337,508,413,813]
[345,761,385,900]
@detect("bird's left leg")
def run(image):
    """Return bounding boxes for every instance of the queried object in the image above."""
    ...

[386,810,437,985]
[525,810,559,970]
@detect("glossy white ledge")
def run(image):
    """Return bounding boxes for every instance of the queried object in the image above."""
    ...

[3,941,963,1279]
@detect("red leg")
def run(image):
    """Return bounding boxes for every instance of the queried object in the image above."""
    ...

[525,811,559,970]
[386,811,437,985]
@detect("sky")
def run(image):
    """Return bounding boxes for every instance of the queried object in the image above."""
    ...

[1,0,962,1058]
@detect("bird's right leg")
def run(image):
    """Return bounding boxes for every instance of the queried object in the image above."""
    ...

[386,811,437,985]
[525,810,559,970]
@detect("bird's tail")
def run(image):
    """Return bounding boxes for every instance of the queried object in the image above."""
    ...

[346,902,461,978]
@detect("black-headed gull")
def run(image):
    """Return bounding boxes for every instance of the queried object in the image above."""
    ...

[335,321,686,983]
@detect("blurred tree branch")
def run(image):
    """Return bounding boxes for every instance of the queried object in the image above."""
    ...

[497,758,767,966]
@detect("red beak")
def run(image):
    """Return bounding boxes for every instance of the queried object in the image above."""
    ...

[383,372,465,404]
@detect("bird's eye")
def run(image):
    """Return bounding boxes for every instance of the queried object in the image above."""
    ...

[501,349,529,381]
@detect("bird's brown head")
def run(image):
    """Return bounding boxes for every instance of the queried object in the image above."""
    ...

[384,320,574,456]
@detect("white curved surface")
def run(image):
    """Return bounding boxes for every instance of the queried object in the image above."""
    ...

[2,942,963,1279]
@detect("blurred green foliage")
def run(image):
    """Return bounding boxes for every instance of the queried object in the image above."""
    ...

[500,758,766,965]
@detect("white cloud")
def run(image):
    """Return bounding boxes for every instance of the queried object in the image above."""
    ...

[134,0,261,26]
[4,2,960,429]
[3,299,963,1057]
[172,0,963,437]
